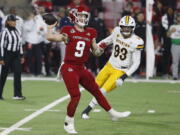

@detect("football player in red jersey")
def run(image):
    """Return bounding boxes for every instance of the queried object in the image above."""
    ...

[46,6,130,134]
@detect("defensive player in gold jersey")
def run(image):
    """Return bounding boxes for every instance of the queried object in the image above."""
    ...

[81,16,144,119]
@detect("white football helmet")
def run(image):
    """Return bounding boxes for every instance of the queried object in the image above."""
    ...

[119,16,136,37]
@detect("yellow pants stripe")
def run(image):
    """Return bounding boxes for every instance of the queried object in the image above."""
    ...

[95,62,125,93]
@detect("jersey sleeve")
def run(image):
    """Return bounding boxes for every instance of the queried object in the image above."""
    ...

[135,37,144,51]
[0,30,7,59]
[126,50,141,76]
[98,27,117,45]
[111,26,118,40]
[60,26,70,35]
[90,28,97,39]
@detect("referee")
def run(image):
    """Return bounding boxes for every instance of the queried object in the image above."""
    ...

[0,14,25,100]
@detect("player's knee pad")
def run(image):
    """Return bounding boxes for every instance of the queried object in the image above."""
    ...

[116,79,123,87]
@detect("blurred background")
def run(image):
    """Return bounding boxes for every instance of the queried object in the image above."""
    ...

[0,0,180,79]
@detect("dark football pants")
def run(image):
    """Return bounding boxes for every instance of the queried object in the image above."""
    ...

[0,51,22,97]
[27,43,42,76]
[60,63,111,117]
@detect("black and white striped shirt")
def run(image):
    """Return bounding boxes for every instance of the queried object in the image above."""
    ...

[0,28,23,59]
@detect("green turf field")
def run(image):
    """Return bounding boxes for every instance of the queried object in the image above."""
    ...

[0,80,180,135]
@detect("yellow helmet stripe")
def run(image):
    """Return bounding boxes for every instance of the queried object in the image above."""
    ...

[125,16,129,25]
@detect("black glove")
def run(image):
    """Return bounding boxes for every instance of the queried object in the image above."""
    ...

[120,73,128,81]
[42,13,57,25]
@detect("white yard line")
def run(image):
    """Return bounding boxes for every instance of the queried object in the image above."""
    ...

[0,88,84,135]
[7,77,180,83]
[24,109,61,112]
[2,77,179,135]
[0,127,32,132]
[126,79,180,83]
[168,90,180,94]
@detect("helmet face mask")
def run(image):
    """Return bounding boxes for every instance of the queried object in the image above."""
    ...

[69,6,90,27]
[120,26,134,37]
[119,16,136,37]
[75,11,90,27]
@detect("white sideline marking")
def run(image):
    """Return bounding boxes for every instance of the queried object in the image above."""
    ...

[147,110,156,113]
[0,127,31,132]
[7,77,180,83]
[0,88,85,135]
[8,77,58,82]
[126,79,180,83]
[168,90,180,94]
[24,109,61,112]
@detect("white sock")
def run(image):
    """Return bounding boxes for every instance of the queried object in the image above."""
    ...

[100,88,106,96]
[108,108,117,116]
[89,97,98,108]
[89,88,107,108]
[65,115,74,124]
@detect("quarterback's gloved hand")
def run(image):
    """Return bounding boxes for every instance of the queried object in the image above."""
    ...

[99,42,108,49]
[120,73,128,81]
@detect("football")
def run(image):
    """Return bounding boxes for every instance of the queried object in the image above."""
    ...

[42,13,57,25]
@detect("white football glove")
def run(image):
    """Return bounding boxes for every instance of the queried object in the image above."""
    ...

[116,79,124,87]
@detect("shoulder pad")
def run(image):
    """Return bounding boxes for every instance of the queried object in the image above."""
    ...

[113,26,120,33]
[62,25,74,30]
[86,27,96,32]
[60,26,74,34]
[86,27,97,38]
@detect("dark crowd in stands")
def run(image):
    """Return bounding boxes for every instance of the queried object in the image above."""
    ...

[0,0,180,79]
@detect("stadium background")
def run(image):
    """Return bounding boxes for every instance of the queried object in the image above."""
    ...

[0,0,179,78]
[0,0,180,135]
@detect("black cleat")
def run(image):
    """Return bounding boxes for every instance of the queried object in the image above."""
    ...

[81,105,92,119]
[0,97,4,100]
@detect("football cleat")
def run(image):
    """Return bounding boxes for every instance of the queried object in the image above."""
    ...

[12,96,26,100]
[110,111,131,121]
[64,122,77,134]
[81,113,90,120]
[81,105,92,120]
[0,97,4,100]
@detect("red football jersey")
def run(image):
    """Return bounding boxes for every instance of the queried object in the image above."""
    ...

[61,26,97,65]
